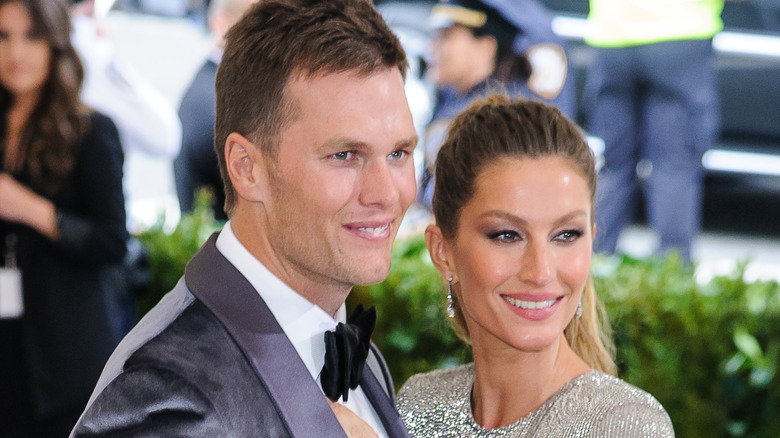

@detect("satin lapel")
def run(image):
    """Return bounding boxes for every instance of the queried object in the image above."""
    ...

[361,367,410,437]
[184,234,346,438]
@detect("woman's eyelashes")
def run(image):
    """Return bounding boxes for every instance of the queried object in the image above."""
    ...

[486,229,522,243]
[484,227,584,244]
[554,229,584,243]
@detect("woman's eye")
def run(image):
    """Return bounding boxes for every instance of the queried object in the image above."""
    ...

[556,229,583,242]
[487,230,520,243]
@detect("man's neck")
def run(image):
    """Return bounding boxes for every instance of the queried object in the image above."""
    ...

[230,213,352,317]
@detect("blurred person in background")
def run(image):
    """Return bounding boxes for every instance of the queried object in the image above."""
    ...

[0,0,128,435]
[174,0,255,221]
[418,0,575,209]
[398,95,674,436]
[70,0,182,229]
[584,0,726,261]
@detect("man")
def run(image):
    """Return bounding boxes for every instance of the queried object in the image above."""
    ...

[70,0,417,436]
[174,0,255,220]
[585,0,726,260]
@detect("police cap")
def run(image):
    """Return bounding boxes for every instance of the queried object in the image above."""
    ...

[430,0,518,54]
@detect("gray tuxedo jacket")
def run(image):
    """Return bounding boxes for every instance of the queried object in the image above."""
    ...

[71,233,409,437]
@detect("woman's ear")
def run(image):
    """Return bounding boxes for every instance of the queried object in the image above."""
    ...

[224,132,270,204]
[425,224,457,283]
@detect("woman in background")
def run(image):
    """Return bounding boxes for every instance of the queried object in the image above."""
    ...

[0,0,127,435]
[397,96,673,436]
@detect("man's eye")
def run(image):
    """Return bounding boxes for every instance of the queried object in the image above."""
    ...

[332,151,354,160]
[389,150,407,160]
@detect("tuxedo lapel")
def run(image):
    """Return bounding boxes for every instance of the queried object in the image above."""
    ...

[184,233,347,438]
[361,367,410,438]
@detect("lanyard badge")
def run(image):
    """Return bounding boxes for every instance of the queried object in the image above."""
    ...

[0,234,23,319]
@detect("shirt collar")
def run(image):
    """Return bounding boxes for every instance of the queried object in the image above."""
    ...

[215,221,345,379]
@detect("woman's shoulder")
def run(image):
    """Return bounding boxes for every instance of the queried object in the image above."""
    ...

[560,371,675,437]
[86,110,119,137]
[396,363,474,410]
[398,363,474,399]
[79,111,122,153]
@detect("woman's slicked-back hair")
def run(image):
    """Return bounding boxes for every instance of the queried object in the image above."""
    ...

[432,95,596,238]
[432,95,616,374]
[214,0,408,216]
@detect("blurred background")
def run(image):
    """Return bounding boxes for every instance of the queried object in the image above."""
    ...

[17,0,774,436]
[110,0,780,284]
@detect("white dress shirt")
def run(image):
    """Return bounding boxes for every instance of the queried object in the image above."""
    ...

[216,222,388,437]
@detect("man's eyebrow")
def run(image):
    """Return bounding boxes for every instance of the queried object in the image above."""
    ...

[318,135,419,152]
[318,137,370,152]
[396,135,419,150]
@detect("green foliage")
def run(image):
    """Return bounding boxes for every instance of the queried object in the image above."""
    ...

[349,235,470,388]
[592,254,780,437]
[136,206,780,436]
[135,189,223,315]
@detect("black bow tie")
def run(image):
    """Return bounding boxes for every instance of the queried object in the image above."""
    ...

[321,304,376,402]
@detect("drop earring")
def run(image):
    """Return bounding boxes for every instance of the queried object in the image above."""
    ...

[576,300,583,318]
[447,277,455,318]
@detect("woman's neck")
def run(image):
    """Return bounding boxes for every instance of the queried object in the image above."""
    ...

[469,337,590,430]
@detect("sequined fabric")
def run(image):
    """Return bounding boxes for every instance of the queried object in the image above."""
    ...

[397,364,674,437]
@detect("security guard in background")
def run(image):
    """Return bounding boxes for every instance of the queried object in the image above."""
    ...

[584,0,726,261]
[418,0,575,209]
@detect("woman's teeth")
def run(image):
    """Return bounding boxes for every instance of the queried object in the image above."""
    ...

[502,296,557,310]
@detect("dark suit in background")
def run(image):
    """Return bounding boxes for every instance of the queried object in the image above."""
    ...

[174,59,226,220]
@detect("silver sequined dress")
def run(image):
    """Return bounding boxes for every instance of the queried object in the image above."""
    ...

[397,364,674,437]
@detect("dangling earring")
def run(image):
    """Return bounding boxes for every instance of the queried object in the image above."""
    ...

[446,277,455,318]
[576,300,583,318]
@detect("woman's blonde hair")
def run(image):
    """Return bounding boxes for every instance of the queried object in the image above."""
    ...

[432,95,616,374]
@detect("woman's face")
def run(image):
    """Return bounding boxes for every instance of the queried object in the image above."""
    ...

[0,2,51,99]
[446,157,593,355]
[428,25,493,91]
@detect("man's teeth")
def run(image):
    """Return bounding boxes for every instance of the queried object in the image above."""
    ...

[502,296,557,310]
[358,225,388,235]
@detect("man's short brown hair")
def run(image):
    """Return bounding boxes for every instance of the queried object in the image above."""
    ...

[214,0,408,216]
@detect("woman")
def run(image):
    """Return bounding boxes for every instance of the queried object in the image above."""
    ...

[397,96,674,436]
[0,0,127,435]
[418,0,575,209]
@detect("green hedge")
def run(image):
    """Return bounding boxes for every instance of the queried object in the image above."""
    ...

[137,204,780,437]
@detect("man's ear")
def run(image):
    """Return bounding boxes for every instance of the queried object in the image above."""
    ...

[224,132,270,204]
[425,224,457,284]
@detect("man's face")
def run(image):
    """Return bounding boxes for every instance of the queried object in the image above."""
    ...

[262,68,417,291]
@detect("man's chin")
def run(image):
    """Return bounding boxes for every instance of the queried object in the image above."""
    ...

[350,262,392,287]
